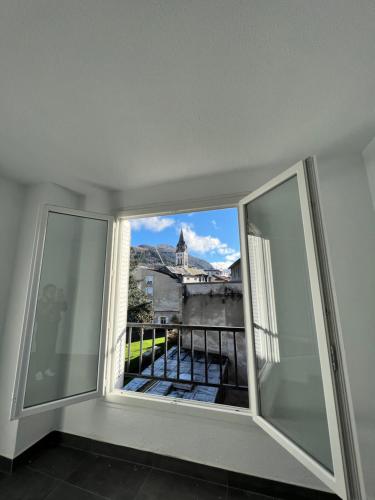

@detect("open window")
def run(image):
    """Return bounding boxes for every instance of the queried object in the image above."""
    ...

[238,161,348,498]
[109,208,249,409]
[11,166,349,498]
[11,206,114,418]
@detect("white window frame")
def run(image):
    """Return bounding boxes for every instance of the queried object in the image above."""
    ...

[238,161,348,499]
[11,205,114,419]
[104,196,254,418]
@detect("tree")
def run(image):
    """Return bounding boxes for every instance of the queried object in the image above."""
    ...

[127,255,154,323]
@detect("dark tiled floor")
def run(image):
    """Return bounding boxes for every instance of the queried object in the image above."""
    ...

[0,443,323,500]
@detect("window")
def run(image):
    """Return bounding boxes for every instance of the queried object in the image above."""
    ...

[11,161,349,498]
[117,207,249,409]
[145,276,153,287]
[12,206,113,417]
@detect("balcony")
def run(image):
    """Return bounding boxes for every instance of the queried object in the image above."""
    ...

[122,323,248,408]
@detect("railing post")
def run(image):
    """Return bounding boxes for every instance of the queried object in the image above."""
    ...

[164,327,168,379]
[127,327,132,373]
[177,328,181,381]
[138,327,144,374]
[151,327,156,377]
[218,330,223,385]
[233,330,238,387]
[190,328,194,382]
[204,329,208,384]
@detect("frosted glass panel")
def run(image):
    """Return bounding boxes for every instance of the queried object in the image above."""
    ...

[24,212,108,408]
[246,176,333,472]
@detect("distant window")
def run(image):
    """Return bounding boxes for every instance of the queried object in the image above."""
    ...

[145,275,153,287]
[145,287,153,296]
[159,316,167,324]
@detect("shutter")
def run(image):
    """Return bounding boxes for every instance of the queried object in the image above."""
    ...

[113,219,131,388]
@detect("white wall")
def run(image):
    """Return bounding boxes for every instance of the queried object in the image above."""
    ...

[113,163,287,212]
[315,152,375,500]
[61,397,326,490]
[0,175,25,341]
[0,174,26,459]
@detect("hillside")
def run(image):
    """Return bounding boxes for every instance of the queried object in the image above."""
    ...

[131,244,213,270]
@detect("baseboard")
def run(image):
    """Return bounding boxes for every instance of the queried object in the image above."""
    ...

[4,430,339,499]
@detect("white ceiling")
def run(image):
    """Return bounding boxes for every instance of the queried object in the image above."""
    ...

[0,0,375,191]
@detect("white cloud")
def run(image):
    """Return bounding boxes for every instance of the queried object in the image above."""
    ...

[131,216,175,232]
[180,223,233,255]
[217,247,234,256]
[179,223,240,266]
[211,219,218,229]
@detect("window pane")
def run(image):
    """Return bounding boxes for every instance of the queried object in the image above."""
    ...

[24,212,108,408]
[246,175,333,472]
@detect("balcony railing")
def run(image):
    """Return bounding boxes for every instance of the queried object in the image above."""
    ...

[123,323,248,392]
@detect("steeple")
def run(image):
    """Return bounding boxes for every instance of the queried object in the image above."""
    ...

[176,229,187,252]
[176,229,188,266]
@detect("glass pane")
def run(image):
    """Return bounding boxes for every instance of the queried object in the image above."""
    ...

[246,176,333,472]
[24,212,108,408]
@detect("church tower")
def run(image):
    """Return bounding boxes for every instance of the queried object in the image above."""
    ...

[176,229,188,267]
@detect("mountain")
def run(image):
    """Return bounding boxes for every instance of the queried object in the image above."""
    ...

[131,244,213,270]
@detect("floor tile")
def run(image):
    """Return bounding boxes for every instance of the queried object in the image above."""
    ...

[227,487,274,499]
[152,455,227,485]
[135,469,227,500]
[0,455,12,473]
[0,465,58,500]
[90,440,153,467]
[26,445,88,480]
[67,454,150,499]
[45,481,107,500]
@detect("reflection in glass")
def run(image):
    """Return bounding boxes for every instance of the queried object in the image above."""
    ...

[34,284,67,380]
[246,176,333,472]
[24,212,108,408]
[248,231,280,367]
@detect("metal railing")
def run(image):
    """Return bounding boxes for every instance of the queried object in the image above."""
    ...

[124,323,247,391]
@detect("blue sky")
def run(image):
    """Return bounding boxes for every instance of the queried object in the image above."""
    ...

[130,208,240,270]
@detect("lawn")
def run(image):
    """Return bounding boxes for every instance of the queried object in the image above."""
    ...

[125,337,166,361]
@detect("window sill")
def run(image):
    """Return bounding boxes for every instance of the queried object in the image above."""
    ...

[103,389,253,426]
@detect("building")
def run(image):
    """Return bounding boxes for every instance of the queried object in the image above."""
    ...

[134,265,183,324]
[175,229,188,266]
[133,232,232,322]
[205,268,231,282]
[229,258,241,281]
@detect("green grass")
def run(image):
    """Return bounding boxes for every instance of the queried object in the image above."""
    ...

[125,337,166,361]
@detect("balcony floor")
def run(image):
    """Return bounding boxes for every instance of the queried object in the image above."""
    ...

[122,345,232,404]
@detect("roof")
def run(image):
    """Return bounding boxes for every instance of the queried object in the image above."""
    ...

[135,264,208,280]
[229,258,241,269]
[164,265,207,277]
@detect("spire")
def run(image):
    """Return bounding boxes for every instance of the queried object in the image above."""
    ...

[176,229,188,266]
[176,229,187,252]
